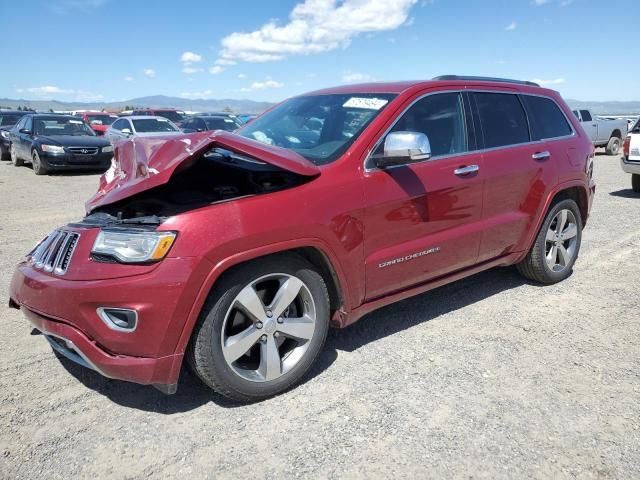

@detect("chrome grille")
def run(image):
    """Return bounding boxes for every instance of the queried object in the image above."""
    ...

[68,147,98,155]
[30,230,80,275]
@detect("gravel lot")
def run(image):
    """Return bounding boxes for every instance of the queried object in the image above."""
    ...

[0,151,638,479]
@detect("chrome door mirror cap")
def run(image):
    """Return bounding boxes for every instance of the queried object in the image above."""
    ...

[377,131,432,168]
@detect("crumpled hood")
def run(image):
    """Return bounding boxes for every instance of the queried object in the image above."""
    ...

[85,130,320,213]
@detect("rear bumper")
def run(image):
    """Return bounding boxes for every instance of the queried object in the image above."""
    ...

[21,305,183,388]
[621,156,640,175]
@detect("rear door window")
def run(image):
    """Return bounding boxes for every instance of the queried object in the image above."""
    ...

[473,92,529,148]
[522,95,573,140]
[579,110,592,122]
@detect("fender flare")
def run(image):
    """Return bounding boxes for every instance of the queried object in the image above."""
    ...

[172,237,349,355]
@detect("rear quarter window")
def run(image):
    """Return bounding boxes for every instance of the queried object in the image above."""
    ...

[522,95,573,140]
[473,92,530,149]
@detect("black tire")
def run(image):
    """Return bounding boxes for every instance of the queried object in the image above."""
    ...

[188,253,330,402]
[632,174,640,193]
[516,199,583,284]
[10,143,24,167]
[605,136,621,155]
[31,150,48,175]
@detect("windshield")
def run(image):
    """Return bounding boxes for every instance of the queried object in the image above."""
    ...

[237,93,396,165]
[132,118,179,133]
[87,115,117,126]
[154,111,184,123]
[204,117,240,131]
[0,113,24,126]
[34,117,95,136]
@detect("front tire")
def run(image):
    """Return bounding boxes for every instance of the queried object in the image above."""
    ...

[632,174,640,193]
[31,150,48,175]
[517,199,583,284]
[188,254,330,402]
[10,144,24,167]
[605,136,621,155]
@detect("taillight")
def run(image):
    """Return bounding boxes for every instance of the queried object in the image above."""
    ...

[623,135,631,157]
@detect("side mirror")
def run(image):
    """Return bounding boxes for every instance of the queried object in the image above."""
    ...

[375,131,431,169]
[121,128,132,136]
[19,128,32,135]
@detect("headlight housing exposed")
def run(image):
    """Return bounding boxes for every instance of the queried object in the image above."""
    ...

[92,230,176,263]
[102,145,114,153]
[41,144,65,154]
[0,130,9,139]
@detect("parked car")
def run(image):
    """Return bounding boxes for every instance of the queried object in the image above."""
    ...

[105,116,182,142]
[8,114,113,175]
[621,118,640,192]
[0,110,26,159]
[181,115,241,133]
[75,112,118,136]
[9,76,595,401]
[131,108,185,124]
[571,109,627,155]
[237,114,257,125]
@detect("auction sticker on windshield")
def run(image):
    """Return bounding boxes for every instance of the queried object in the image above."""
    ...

[343,97,389,110]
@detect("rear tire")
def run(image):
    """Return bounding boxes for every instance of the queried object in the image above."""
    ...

[517,199,582,284]
[188,254,330,402]
[10,144,24,167]
[31,150,48,175]
[632,174,640,193]
[605,136,621,155]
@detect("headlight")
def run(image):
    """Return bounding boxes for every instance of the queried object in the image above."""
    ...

[102,145,114,153]
[92,230,176,263]
[41,144,65,154]
[0,130,9,139]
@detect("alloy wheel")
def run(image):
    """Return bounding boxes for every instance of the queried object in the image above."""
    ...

[545,209,579,272]
[221,273,317,383]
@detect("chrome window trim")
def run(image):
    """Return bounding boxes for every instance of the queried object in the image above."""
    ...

[364,89,576,173]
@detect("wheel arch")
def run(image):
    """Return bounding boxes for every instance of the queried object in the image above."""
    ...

[174,240,349,356]
[610,129,622,139]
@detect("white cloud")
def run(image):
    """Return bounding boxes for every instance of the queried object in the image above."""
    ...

[180,51,202,63]
[26,86,74,95]
[183,66,204,74]
[531,77,566,86]
[237,73,247,79]
[217,0,417,63]
[240,80,285,92]
[180,89,214,99]
[505,21,517,31]
[75,90,105,101]
[124,75,134,81]
[143,68,156,78]
[495,60,506,64]
[342,71,374,83]
[215,58,236,66]
[208,65,225,75]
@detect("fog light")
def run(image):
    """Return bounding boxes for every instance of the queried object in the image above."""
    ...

[97,307,138,332]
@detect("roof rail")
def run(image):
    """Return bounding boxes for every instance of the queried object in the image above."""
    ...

[432,75,540,87]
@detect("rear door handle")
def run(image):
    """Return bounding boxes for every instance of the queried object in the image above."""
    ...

[532,151,551,161]
[454,165,479,176]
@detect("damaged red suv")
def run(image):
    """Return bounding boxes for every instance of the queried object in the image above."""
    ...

[10,76,595,401]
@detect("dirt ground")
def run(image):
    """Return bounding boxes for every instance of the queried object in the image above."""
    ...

[0,150,638,479]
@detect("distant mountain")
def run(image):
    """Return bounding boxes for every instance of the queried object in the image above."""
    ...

[1,95,639,116]
[0,95,274,114]
[566,99,640,115]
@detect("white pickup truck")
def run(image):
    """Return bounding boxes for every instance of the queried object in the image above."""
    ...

[572,109,628,155]
[621,119,640,192]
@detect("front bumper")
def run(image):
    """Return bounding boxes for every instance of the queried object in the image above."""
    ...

[621,156,640,175]
[40,150,112,170]
[9,253,213,390]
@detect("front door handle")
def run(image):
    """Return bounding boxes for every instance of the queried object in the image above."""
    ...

[454,165,479,176]
[532,151,551,161]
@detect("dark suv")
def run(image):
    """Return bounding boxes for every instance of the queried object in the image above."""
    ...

[10,76,595,401]
[0,110,27,159]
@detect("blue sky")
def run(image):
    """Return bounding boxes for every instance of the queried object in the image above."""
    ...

[1,0,637,103]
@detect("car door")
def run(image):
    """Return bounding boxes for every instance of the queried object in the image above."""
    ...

[471,91,559,263]
[362,91,484,300]
[18,116,33,158]
[579,110,597,142]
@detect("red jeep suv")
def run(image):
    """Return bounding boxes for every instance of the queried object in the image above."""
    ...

[9,76,595,401]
